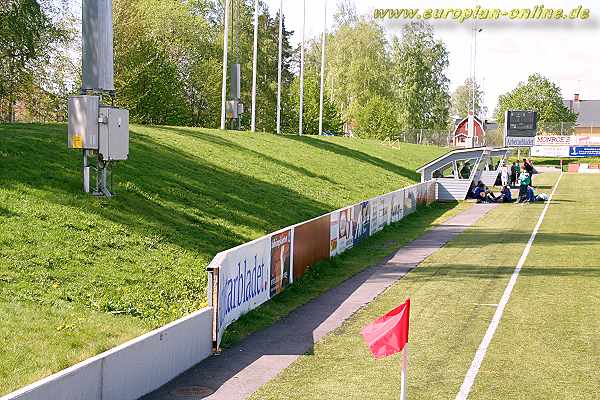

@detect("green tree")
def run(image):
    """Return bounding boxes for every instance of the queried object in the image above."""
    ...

[495,73,577,125]
[289,68,343,135]
[353,96,399,139]
[391,22,450,131]
[326,16,391,127]
[451,78,486,118]
[0,0,68,122]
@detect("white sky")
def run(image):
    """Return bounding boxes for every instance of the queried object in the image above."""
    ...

[268,0,600,118]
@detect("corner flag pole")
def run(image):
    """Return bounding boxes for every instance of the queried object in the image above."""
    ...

[220,0,231,130]
[251,0,259,132]
[276,0,283,135]
[318,0,327,136]
[401,344,408,400]
[299,0,305,136]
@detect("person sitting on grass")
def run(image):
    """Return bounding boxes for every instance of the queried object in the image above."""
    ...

[474,182,499,203]
[526,185,536,203]
[518,171,531,202]
[499,185,514,203]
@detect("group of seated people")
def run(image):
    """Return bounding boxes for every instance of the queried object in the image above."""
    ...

[470,181,547,204]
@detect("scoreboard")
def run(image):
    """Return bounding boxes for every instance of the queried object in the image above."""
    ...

[504,110,538,147]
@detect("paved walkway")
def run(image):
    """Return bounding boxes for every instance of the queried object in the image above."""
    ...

[142,204,497,400]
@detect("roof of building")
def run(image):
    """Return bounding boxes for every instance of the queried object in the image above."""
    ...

[563,99,600,127]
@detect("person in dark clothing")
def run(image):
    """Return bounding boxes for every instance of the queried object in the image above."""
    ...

[499,185,515,203]
[474,182,499,203]
[518,172,532,202]
[460,161,472,180]
[510,162,518,187]
[526,185,536,202]
[523,158,534,185]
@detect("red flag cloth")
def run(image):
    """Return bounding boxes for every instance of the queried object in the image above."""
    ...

[361,299,410,359]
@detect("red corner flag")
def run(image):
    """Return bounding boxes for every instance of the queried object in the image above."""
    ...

[361,299,410,359]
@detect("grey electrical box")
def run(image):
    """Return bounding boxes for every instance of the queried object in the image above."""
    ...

[99,107,129,161]
[68,96,99,149]
[226,100,239,119]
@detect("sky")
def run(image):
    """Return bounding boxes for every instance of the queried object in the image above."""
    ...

[267,0,600,119]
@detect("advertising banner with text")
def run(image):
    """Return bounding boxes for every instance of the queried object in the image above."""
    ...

[214,236,271,345]
[531,146,570,158]
[390,189,405,223]
[352,201,371,246]
[569,146,600,157]
[404,185,418,215]
[330,207,354,257]
[270,229,293,297]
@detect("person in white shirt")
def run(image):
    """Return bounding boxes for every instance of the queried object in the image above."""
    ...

[500,162,510,187]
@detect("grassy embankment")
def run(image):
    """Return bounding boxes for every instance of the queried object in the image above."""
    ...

[0,123,451,393]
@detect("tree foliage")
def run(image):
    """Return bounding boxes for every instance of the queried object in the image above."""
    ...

[0,0,71,122]
[495,73,577,124]
[391,22,450,131]
[451,78,486,118]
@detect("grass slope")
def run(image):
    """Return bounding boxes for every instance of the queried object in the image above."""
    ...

[251,173,585,400]
[0,123,445,394]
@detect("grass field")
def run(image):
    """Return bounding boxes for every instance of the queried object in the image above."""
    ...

[251,172,600,400]
[0,123,446,394]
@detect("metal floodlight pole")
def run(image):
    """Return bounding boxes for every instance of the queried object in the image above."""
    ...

[276,0,283,135]
[318,0,327,136]
[299,0,305,136]
[472,27,482,116]
[220,0,231,130]
[251,0,259,132]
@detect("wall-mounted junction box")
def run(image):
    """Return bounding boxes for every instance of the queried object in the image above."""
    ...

[99,106,129,161]
[68,96,99,150]
[68,95,129,161]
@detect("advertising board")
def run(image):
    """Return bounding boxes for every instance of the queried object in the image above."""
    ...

[352,201,371,245]
[270,230,292,297]
[390,190,405,223]
[534,136,574,146]
[215,236,271,345]
[530,146,570,158]
[404,186,418,215]
[330,207,353,257]
[569,146,600,158]
[294,215,330,280]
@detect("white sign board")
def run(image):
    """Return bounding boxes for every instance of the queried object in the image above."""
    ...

[530,146,570,158]
[215,236,271,345]
[534,136,575,146]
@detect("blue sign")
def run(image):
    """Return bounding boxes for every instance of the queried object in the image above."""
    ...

[569,146,600,157]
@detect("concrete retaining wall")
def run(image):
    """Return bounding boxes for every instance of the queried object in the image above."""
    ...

[2,307,213,400]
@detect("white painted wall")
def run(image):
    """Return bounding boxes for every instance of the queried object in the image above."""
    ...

[2,307,213,400]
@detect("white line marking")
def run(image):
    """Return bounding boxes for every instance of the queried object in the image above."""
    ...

[455,173,564,400]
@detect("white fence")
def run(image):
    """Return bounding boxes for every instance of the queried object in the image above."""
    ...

[2,308,213,400]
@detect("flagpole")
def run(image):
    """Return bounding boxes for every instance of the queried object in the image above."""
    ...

[220,0,231,130]
[318,0,327,136]
[276,0,283,134]
[401,344,408,400]
[251,0,259,132]
[299,0,305,136]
